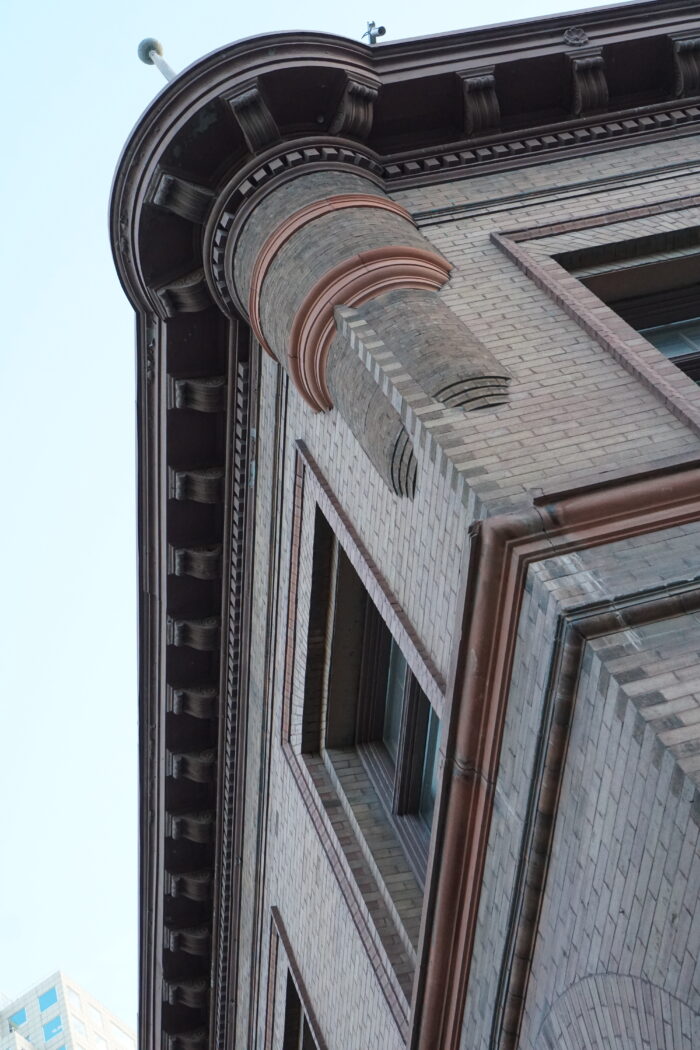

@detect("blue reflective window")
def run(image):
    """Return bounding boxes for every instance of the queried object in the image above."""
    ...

[43,1015,63,1042]
[39,988,58,1012]
[9,1008,27,1027]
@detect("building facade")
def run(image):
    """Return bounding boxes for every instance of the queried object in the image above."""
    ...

[0,974,135,1050]
[112,2,700,1047]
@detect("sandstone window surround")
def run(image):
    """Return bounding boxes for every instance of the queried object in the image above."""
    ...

[265,908,326,1050]
[281,972,319,1050]
[555,225,700,386]
[281,448,446,1023]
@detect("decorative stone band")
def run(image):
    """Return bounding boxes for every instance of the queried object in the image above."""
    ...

[246,193,452,410]
[292,246,452,410]
[248,193,414,350]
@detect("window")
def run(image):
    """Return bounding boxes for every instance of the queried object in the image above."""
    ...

[71,1016,87,1039]
[281,973,318,1050]
[94,1035,108,1050]
[39,988,58,1012]
[348,604,440,878]
[87,1005,103,1030]
[639,318,700,383]
[42,1016,63,1042]
[66,988,81,1012]
[556,234,700,386]
[8,1010,27,1028]
[109,1022,133,1048]
[307,510,441,884]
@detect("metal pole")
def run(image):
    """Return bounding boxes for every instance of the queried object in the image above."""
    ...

[138,38,176,82]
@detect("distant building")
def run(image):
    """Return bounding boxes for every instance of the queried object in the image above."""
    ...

[0,976,135,1050]
[112,1,700,1048]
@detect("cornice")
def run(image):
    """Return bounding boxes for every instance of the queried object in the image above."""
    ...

[111,2,700,322]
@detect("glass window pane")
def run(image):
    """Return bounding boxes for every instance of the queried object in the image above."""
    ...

[109,1023,132,1049]
[382,643,407,764]
[419,708,441,829]
[94,1035,108,1050]
[42,1016,63,1043]
[87,1005,103,1029]
[71,1016,87,1038]
[39,989,58,1013]
[9,1010,27,1027]
[641,317,700,357]
[66,989,81,1012]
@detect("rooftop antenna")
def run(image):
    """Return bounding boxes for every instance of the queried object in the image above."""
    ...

[138,38,176,82]
[362,21,386,45]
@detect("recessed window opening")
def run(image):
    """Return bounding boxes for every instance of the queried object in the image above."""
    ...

[555,235,700,387]
[305,509,441,889]
[639,317,700,383]
[281,972,318,1050]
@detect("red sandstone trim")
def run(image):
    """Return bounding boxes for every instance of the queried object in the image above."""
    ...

[414,463,700,1050]
[491,231,700,436]
[248,193,413,354]
[289,247,452,411]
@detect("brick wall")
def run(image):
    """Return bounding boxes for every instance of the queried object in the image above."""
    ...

[235,133,700,1049]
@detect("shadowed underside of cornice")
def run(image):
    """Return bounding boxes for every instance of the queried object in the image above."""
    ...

[111,1,700,319]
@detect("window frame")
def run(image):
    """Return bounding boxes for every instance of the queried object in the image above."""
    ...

[318,522,440,888]
[557,239,700,386]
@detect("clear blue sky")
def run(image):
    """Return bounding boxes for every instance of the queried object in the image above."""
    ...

[0,0,629,1030]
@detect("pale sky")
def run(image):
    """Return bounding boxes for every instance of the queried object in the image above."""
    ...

[0,0,631,1030]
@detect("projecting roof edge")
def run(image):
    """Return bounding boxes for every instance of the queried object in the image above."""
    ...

[110,1,700,317]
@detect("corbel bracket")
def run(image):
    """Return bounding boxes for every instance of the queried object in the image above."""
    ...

[568,46,608,116]
[224,77,281,153]
[329,71,380,139]
[671,32,700,99]
[457,65,500,137]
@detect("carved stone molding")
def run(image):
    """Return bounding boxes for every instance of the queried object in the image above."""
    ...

[167,616,221,651]
[166,870,213,902]
[329,72,380,139]
[568,47,608,116]
[165,926,211,957]
[166,686,218,719]
[166,749,216,784]
[672,33,700,98]
[224,77,281,153]
[164,1031,207,1050]
[163,979,209,1010]
[168,545,223,580]
[156,271,211,317]
[247,193,415,358]
[168,376,227,413]
[289,246,453,411]
[151,173,214,224]
[165,812,215,844]
[204,140,383,315]
[168,467,224,504]
[458,66,500,138]
[383,102,700,183]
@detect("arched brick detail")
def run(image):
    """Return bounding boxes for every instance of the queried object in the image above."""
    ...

[537,974,700,1050]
